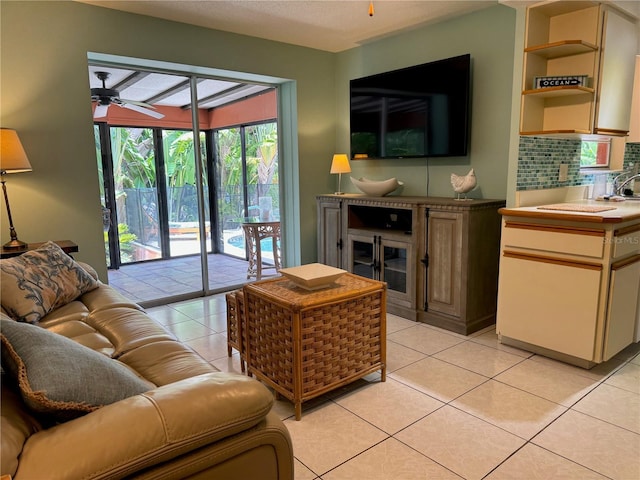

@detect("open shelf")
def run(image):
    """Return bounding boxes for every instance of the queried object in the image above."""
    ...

[522,86,594,98]
[525,40,598,59]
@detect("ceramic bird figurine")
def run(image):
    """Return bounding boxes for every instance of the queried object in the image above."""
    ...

[450,168,476,200]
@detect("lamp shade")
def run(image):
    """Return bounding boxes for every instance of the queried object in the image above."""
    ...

[0,128,32,174]
[330,154,351,174]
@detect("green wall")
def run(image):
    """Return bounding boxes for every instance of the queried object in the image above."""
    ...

[0,2,518,280]
[335,5,517,198]
[0,1,336,277]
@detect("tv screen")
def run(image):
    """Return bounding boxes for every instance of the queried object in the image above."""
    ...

[350,54,471,159]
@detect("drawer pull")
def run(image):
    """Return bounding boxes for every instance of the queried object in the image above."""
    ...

[503,250,602,271]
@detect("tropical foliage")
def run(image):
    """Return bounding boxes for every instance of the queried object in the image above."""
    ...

[97,121,278,263]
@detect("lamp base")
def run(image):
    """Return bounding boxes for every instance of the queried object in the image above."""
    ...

[334,191,346,195]
[3,238,28,251]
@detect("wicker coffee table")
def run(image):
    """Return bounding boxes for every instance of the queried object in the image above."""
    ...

[243,272,386,420]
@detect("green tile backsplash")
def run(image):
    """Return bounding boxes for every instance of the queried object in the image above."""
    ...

[517,137,640,191]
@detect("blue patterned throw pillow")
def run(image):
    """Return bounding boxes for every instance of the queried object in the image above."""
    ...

[0,318,152,423]
[0,241,98,323]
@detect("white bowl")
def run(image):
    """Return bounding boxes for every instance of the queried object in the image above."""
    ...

[350,177,404,196]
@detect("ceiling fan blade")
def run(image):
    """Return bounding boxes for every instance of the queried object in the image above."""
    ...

[119,98,155,108]
[121,102,165,119]
[94,104,109,118]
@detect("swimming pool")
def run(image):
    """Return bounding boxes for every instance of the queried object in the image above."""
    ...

[227,234,275,253]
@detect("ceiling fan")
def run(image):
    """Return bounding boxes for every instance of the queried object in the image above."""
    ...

[91,71,164,119]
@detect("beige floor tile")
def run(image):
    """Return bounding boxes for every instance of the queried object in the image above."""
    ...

[294,459,317,480]
[171,296,227,319]
[471,329,533,358]
[632,354,640,366]
[162,319,215,342]
[495,359,599,407]
[209,353,245,375]
[486,443,608,480]
[387,325,464,355]
[334,378,444,434]
[385,339,427,372]
[604,362,640,394]
[390,357,487,402]
[534,410,640,480]
[528,353,621,382]
[195,313,227,333]
[433,341,526,377]
[283,403,388,475]
[386,314,417,334]
[451,380,567,439]
[396,406,525,480]
[322,438,461,480]
[572,383,640,433]
[184,332,229,361]
[145,306,193,326]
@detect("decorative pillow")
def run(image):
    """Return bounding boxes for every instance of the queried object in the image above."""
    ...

[0,319,152,423]
[0,241,99,323]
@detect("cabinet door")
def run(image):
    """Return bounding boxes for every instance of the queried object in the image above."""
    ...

[317,200,342,267]
[347,233,376,281]
[594,7,637,135]
[603,256,640,361]
[497,253,602,361]
[427,211,463,317]
[381,237,414,308]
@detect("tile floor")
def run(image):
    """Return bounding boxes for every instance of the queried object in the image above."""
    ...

[146,295,640,480]
[108,253,255,304]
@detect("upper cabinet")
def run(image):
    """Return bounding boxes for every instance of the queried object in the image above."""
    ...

[520,1,638,136]
[595,7,638,135]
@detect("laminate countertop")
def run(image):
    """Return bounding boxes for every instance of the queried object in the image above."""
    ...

[499,199,640,224]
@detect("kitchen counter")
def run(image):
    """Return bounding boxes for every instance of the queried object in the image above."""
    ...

[496,200,640,368]
[499,199,640,224]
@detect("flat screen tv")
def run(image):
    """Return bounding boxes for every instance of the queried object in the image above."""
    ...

[350,54,471,159]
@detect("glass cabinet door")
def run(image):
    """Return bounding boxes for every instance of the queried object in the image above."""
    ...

[381,242,407,293]
[348,234,376,280]
[381,237,414,308]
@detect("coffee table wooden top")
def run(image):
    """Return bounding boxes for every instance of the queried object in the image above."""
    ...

[244,272,385,308]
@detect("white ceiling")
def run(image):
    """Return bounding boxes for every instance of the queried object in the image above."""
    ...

[78,1,639,53]
[78,0,504,53]
[84,0,639,112]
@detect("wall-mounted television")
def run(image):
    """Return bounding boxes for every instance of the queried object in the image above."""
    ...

[350,54,471,159]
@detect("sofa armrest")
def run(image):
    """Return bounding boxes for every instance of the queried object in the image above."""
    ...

[15,373,274,480]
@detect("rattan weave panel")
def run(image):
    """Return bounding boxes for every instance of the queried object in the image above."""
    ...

[243,273,386,420]
[225,289,246,371]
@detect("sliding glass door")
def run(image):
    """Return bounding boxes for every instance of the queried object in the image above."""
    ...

[213,122,279,261]
[91,63,280,304]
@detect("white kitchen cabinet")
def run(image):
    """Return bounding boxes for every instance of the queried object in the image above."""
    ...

[594,6,638,135]
[496,206,640,367]
[604,256,640,360]
[520,1,637,136]
[497,252,602,361]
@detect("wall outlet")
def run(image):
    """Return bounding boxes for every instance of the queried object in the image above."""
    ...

[559,163,569,182]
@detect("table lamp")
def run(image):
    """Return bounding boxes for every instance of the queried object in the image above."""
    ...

[0,128,32,250]
[330,154,351,195]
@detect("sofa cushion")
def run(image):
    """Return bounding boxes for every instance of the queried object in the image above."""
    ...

[0,241,98,323]
[0,319,151,423]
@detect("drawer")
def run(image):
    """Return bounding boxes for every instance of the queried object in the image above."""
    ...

[503,221,605,259]
[613,225,640,259]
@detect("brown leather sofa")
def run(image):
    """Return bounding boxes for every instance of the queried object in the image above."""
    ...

[1,279,294,480]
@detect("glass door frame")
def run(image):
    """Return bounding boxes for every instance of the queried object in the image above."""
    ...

[88,52,303,303]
